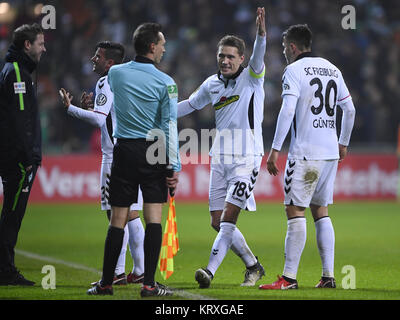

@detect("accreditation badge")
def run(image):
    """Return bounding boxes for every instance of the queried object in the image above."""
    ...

[14,82,26,94]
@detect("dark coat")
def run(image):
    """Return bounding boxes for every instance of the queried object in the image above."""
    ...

[0,44,41,169]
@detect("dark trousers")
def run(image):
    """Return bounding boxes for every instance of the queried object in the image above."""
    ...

[0,163,37,273]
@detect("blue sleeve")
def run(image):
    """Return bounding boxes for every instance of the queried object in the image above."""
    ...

[161,81,181,172]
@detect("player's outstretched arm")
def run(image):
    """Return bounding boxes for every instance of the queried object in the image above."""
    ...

[60,88,107,127]
[177,99,197,118]
[249,7,266,75]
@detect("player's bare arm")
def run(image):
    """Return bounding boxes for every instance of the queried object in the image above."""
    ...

[266,149,280,176]
[256,7,266,37]
[338,144,347,162]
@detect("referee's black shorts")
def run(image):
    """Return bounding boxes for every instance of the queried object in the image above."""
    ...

[109,138,168,207]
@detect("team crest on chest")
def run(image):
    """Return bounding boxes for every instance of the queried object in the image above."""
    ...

[213,95,239,110]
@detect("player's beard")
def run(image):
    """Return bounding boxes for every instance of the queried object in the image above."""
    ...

[93,63,105,75]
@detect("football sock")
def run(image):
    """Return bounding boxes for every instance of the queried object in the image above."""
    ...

[114,224,129,276]
[143,223,162,286]
[231,227,257,268]
[127,217,145,276]
[283,217,306,280]
[101,225,125,286]
[207,222,236,276]
[315,216,335,278]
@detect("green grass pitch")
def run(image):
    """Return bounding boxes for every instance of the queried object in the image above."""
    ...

[0,201,399,300]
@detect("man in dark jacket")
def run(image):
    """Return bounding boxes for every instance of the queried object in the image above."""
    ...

[0,23,46,286]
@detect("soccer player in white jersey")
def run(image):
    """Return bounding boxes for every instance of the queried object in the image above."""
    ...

[59,42,145,285]
[178,7,267,288]
[259,24,356,290]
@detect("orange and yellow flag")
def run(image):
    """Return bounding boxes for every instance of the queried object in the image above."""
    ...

[159,196,179,279]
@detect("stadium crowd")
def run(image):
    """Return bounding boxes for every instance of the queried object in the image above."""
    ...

[0,0,399,154]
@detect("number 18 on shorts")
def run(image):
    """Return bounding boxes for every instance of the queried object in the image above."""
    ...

[209,156,262,212]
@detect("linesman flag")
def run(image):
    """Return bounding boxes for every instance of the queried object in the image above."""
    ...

[159,195,179,279]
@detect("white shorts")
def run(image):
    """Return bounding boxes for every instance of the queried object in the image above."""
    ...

[283,158,338,207]
[209,155,263,211]
[101,162,143,211]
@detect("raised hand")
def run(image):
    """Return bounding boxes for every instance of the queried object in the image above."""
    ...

[256,7,266,37]
[59,88,73,109]
[80,91,94,110]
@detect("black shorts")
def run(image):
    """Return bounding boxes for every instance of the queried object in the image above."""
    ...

[109,138,168,207]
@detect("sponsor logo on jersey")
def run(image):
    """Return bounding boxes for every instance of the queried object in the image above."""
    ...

[213,95,239,110]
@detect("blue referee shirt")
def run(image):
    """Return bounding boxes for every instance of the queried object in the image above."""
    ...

[108,56,181,171]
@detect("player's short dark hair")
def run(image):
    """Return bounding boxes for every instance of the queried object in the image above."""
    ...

[95,41,125,64]
[217,35,246,56]
[12,23,44,50]
[282,24,312,50]
[133,23,163,56]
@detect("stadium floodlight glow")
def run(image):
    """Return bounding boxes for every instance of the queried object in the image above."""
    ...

[0,2,10,15]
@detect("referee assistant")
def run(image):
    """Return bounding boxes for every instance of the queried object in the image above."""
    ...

[87,23,181,297]
[0,24,46,286]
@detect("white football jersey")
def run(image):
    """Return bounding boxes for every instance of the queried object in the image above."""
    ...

[188,65,265,156]
[280,54,352,160]
[94,75,115,163]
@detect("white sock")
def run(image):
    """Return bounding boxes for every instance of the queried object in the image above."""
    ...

[283,217,306,280]
[207,222,236,275]
[115,224,129,275]
[315,217,335,278]
[231,228,257,268]
[127,217,145,276]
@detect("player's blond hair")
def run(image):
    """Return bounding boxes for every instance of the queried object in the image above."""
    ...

[217,35,245,57]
